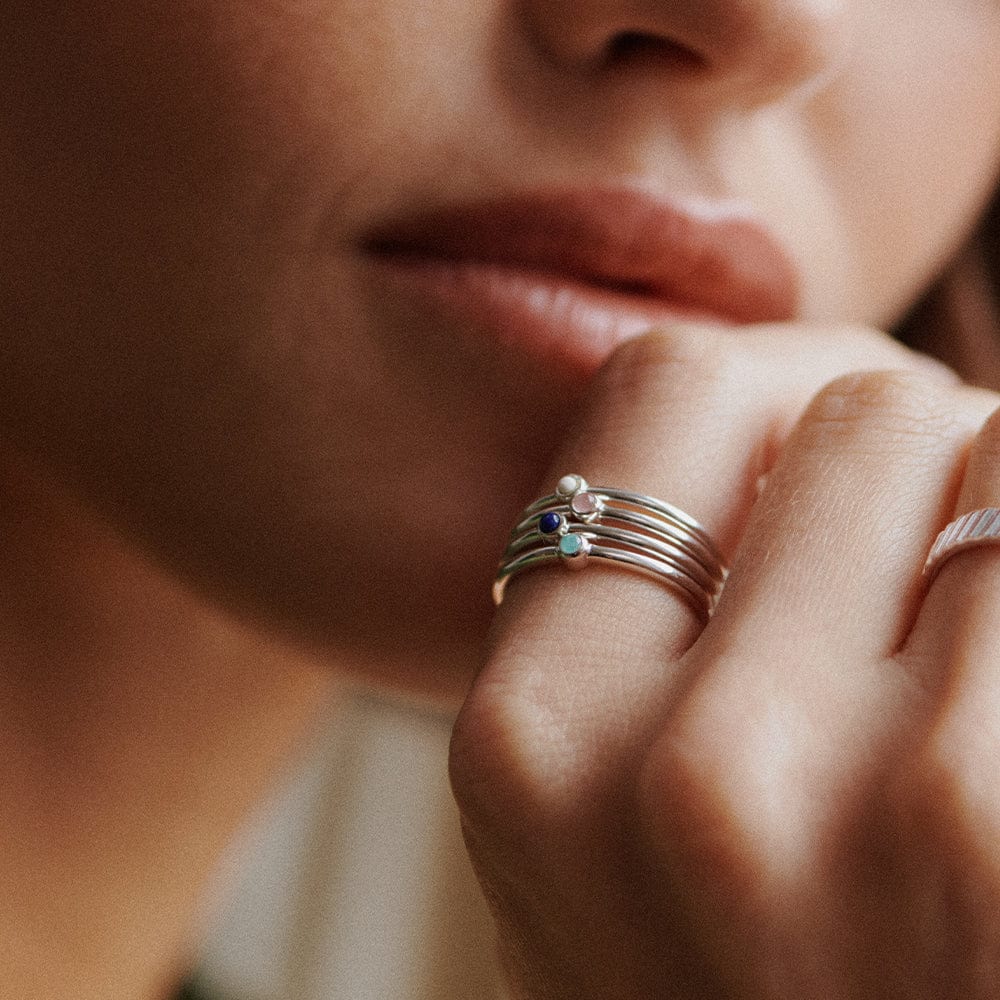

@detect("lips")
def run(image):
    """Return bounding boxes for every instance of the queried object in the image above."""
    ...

[363,187,800,377]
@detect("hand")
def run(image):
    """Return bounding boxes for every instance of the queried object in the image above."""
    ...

[450,322,1000,999]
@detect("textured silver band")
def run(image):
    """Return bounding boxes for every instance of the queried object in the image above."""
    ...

[923,507,1000,582]
[494,474,727,619]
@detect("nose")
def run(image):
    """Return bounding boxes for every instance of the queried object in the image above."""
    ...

[520,0,849,109]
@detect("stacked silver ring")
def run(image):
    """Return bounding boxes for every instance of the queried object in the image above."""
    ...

[493,474,727,619]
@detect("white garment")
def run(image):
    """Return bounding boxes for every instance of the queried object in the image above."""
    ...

[193,692,506,1000]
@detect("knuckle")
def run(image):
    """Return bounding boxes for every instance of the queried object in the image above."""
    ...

[802,369,958,452]
[811,369,931,424]
[449,675,571,842]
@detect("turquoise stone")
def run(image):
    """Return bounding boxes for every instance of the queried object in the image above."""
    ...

[559,534,584,557]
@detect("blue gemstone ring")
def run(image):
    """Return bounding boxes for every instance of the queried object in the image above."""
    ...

[492,474,727,619]
[538,511,565,536]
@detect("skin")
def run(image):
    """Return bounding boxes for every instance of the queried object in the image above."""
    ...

[452,330,1000,998]
[3,0,1000,691]
[3,0,1000,997]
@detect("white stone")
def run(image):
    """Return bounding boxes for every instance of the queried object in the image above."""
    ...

[557,474,582,497]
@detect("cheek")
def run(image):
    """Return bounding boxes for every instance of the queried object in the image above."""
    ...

[0,1,549,685]
[0,5,326,513]
[0,0,452,459]
[811,3,1000,325]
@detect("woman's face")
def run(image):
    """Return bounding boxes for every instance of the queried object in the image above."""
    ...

[3,1,1000,695]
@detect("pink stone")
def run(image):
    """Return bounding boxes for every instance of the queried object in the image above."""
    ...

[570,491,600,517]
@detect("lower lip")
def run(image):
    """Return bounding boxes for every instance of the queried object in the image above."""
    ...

[368,254,729,381]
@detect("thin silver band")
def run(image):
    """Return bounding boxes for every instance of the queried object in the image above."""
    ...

[923,507,1000,581]
[504,522,720,594]
[509,502,722,582]
[522,487,723,566]
[493,542,715,617]
[494,474,727,618]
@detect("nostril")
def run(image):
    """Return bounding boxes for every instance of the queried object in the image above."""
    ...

[606,31,707,72]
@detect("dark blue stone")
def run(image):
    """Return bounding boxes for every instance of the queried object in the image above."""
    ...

[539,512,561,535]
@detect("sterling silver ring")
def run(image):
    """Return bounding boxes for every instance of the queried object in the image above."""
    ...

[923,507,1000,582]
[493,474,727,619]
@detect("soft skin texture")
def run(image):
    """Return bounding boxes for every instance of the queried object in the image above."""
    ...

[4,1,1000,998]
[3,1,1000,696]
[449,325,1000,998]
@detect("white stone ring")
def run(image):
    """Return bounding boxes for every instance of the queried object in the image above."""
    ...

[493,474,728,620]
[923,507,1000,582]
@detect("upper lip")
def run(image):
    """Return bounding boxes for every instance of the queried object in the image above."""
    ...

[364,186,800,325]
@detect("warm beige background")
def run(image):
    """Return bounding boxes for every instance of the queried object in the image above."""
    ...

[193,692,506,1000]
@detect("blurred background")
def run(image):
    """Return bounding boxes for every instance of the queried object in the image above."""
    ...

[188,690,506,1000]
